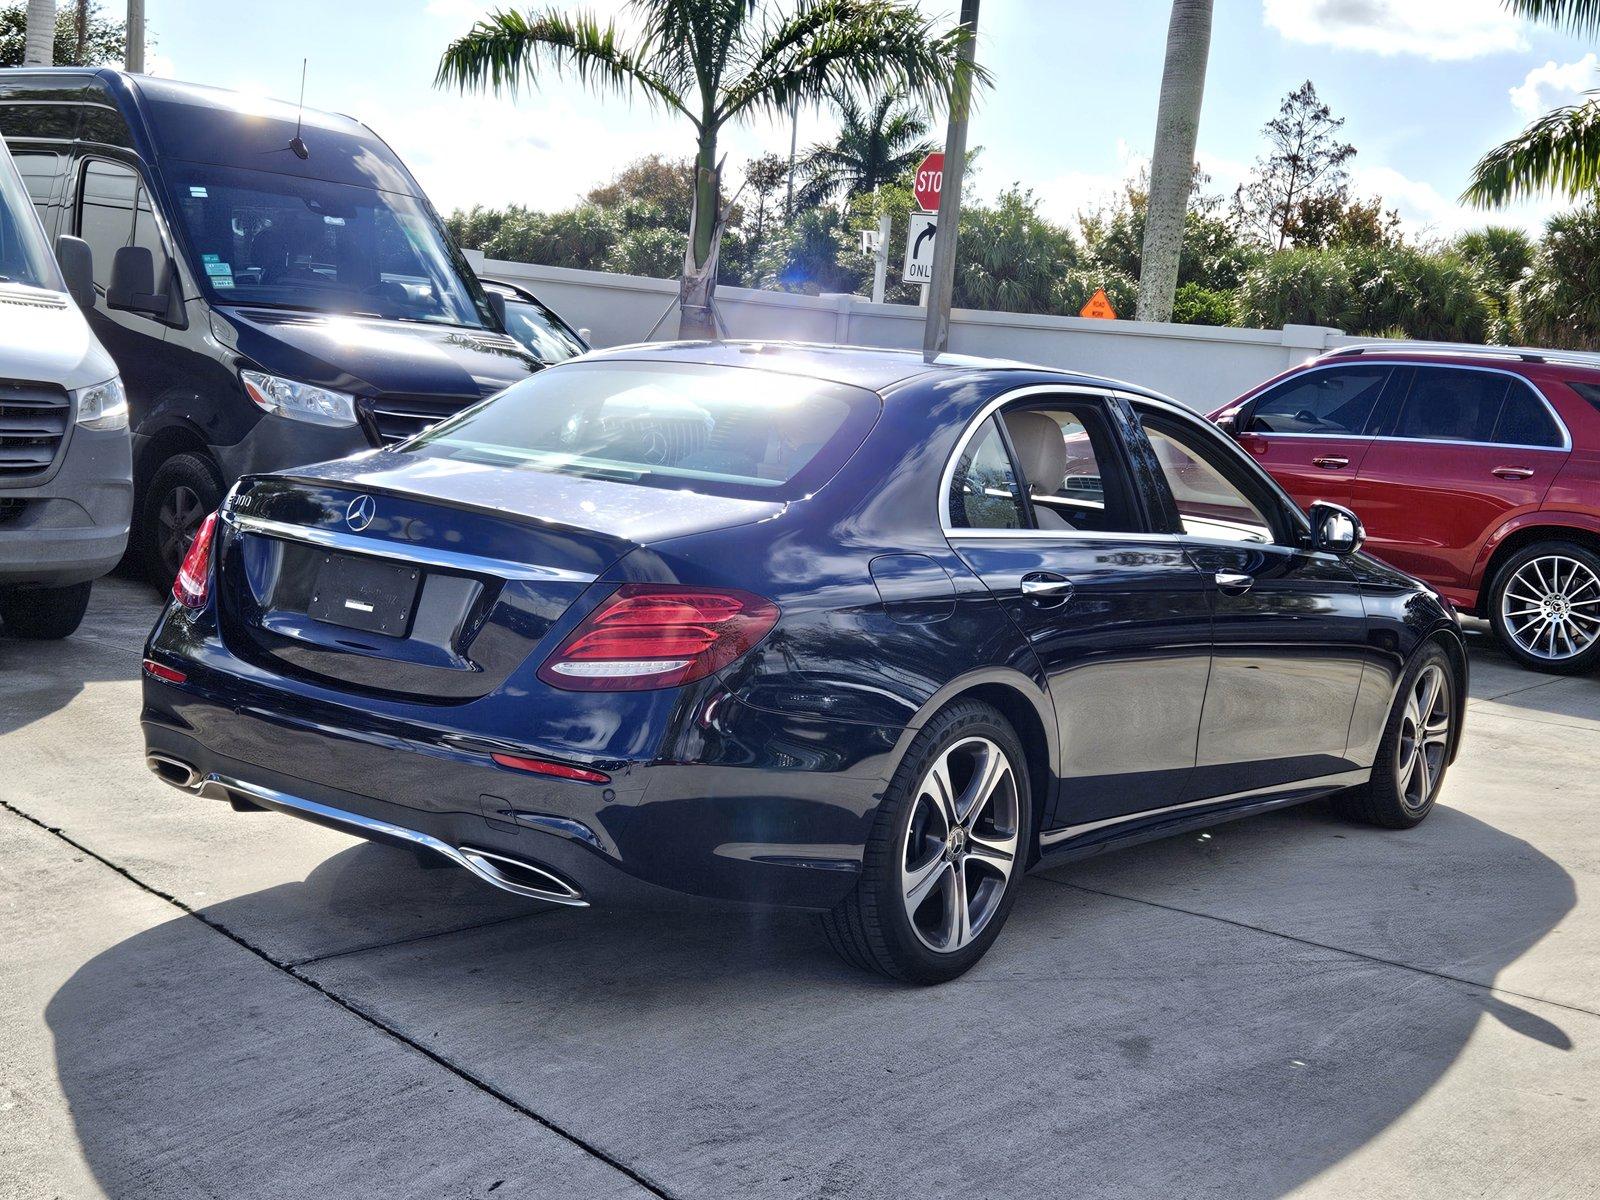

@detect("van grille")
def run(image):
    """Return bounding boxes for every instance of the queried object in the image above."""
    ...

[0,380,71,481]
[357,394,485,448]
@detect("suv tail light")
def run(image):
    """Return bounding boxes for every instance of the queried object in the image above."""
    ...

[537,585,779,692]
[173,511,219,609]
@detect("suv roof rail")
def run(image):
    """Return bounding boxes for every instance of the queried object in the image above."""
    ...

[1322,341,1600,370]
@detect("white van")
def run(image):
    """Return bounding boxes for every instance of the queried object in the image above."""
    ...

[0,136,129,639]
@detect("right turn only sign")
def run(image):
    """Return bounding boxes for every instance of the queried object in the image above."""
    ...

[903,213,937,284]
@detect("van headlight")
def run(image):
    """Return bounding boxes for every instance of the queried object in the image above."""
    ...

[240,370,357,427]
[76,377,128,431]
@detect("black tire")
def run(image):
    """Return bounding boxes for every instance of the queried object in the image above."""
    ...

[819,699,1032,984]
[1335,640,1457,829]
[1487,540,1600,675]
[0,581,93,640]
[137,452,223,590]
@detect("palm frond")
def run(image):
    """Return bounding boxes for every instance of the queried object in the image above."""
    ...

[1463,97,1600,206]
[436,7,693,122]
[1504,0,1600,38]
[632,0,755,99]
[718,0,986,124]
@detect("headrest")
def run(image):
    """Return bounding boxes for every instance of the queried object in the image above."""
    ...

[1002,410,1067,494]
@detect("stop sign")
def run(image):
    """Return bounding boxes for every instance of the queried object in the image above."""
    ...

[913,152,944,212]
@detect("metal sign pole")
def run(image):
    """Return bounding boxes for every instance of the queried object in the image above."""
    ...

[871,213,891,304]
[921,0,979,361]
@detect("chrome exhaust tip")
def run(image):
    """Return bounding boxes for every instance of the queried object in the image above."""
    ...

[145,753,201,790]
[457,846,586,905]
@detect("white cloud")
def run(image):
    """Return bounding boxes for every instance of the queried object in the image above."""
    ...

[1351,163,1562,236]
[1510,53,1599,118]
[1263,0,1528,61]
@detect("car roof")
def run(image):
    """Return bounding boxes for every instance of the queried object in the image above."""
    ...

[579,339,1170,398]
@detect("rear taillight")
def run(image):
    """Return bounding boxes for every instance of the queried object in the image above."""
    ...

[173,511,219,609]
[537,584,779,692]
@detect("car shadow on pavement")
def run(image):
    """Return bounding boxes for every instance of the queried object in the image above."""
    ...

[45,802,1577,1200]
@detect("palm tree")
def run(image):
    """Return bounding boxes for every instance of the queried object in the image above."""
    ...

[438,1,978,338]
[1135,0,1213,323]
[24,0,54,65]
[796,91,935,207]
[1466,1,1600,205]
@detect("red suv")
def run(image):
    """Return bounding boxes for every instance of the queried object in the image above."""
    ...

[1213,346,1600,674]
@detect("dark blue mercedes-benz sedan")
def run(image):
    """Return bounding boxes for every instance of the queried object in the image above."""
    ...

[141,342,1466,982]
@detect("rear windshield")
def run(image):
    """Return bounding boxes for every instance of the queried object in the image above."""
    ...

[404,360,880,500]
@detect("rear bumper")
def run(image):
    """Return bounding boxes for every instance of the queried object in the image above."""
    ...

[140,667,901,912]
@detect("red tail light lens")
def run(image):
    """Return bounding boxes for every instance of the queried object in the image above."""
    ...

[538,585,779,692]
[491,753,610,784]
[173,511,219,609]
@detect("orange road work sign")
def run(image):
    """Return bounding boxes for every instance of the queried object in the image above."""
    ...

[1079,288,1117,320]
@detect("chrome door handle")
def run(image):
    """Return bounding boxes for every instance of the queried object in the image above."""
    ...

[1312,455,1350,470]
[1021,576,1074,596]
[1214,571,1254,593]
[1492,466,1534,480]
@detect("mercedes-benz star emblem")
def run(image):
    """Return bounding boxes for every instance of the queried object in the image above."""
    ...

[345,495,376,532]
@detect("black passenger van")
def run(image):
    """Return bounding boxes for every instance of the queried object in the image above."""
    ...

[0,69,541,584]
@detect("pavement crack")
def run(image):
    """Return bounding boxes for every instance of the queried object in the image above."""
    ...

[1037,874,1600,1022]
[288,910,552,968]
[0,796,680,1200]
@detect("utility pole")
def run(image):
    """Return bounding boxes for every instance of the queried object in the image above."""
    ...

[125,0,145,73]
[922,0,979,361]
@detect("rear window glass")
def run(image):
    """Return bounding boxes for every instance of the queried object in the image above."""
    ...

[1493,381,1564,448]
[405,360,879,500]
[1390,368,1509,442]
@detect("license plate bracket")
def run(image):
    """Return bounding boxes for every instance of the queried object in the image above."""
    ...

[307,553,421,636]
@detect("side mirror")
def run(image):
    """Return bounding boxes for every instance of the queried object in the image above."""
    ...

[578,327,592,344]
[54,235,95,309]
[106,245,168,317]
[1309,501,1364,556]
[485,290,508,328]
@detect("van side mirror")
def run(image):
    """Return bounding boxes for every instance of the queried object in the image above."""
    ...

[106,245,168,317]
[54,235,95,309]
[1309,501,1364,555]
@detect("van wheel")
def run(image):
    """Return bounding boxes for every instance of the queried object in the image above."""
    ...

[0,581,93,640]
[1488,541,1600,675]
[139,453,223,589]
[819,700,1030,984]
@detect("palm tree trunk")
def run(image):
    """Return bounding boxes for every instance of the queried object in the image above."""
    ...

[678,127,721,340]
[24,0,56,66]
[1135,0,1213,323]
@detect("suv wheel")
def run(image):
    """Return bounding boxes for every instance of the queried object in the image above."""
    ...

[138,452,223,589]
[0,581,93,640]
[819,700,1030,984]
[1488,541,1600,675]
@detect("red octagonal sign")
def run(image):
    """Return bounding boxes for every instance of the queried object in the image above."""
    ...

[913,152,944,213]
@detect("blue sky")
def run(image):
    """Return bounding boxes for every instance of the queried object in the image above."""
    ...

[141,0,1600,237]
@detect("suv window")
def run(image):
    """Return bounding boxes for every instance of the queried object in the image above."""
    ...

[1389,368,1510,443]
[1493,380,1564,448]
[1142,416,1278,545]
[1246,365,1389,435]
[949,416,1026,530]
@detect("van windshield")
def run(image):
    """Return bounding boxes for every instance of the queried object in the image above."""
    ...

[166,162,488,327]
[0,145,63,292]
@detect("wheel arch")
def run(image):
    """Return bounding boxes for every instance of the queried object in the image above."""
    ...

[892,667,1058,866]
[134,418,217,493]
[1475,512,1600,616]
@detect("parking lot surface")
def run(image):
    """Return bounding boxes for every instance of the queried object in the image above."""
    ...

[2,576,1597,1199]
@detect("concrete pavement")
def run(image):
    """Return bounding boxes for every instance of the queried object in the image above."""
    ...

[2,576,1596,1198]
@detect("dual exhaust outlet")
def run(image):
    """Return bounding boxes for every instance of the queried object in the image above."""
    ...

[145,753,587,907]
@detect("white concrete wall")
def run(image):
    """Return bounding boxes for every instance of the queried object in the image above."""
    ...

[476,257,1348,411]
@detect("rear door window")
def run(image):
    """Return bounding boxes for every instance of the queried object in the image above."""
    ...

[1387,368,1510,443]
[1492,380,1564,448]
[1246,366,1390,435]
[949,417,1026,530]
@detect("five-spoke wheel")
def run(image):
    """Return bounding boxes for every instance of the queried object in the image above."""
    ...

[1395,662,1451,813]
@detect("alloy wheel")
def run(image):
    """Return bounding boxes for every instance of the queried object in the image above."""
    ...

[899,736,1020,953]
[158,484,205,577]
[1395,663,1451,812]
[1499,555,1600,662]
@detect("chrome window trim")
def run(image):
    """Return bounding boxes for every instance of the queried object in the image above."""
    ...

[1239,361,1572,453]
[1039,768,1370,845]
[223,511,597,584]
[938,383,1168,542]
